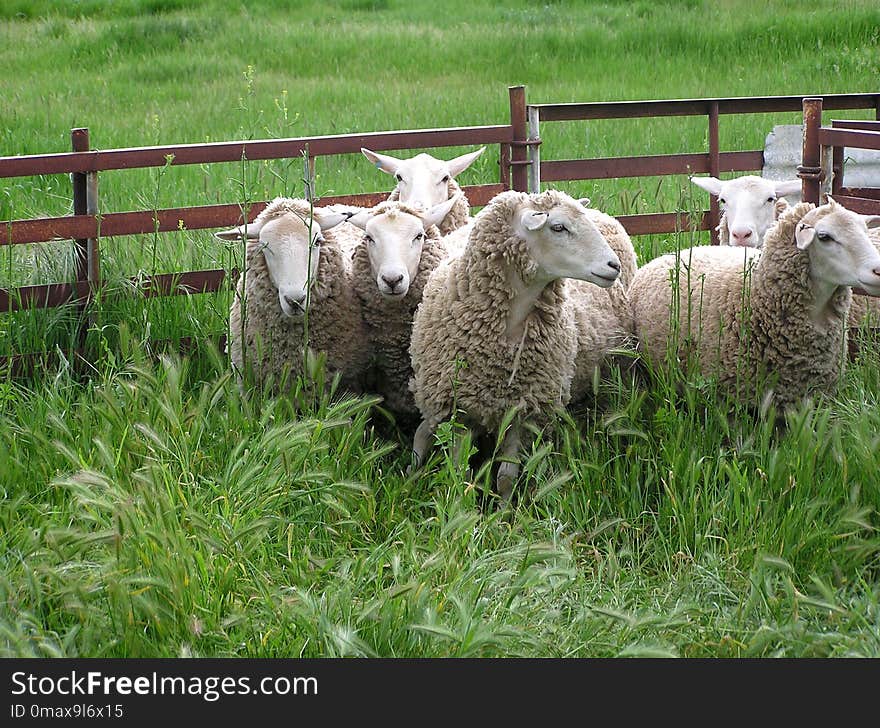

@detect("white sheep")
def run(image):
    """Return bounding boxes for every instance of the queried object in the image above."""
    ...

[409,189,633,503]
[691,175,801,247]
[628,198,880,411]
[215,198,368,393]
[361,146,485,235]
[343,195,463,418]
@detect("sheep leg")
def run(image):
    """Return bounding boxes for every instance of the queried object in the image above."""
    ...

[495,425,521,506]
[408,418,436,475]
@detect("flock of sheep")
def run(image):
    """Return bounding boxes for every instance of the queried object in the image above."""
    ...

[214,147,880,503]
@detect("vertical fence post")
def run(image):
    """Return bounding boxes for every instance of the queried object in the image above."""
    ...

[509,85,528,193]
[527,105,541,194]
[799,98,823,205]
[71,128,96,363]
[831,122,844,196]
[708,101,720,245]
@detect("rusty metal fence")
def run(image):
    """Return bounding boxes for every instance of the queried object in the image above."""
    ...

[2,86,879,374]
[525,93,880,242]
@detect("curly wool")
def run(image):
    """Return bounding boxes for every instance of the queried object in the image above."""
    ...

[410,189,634,433]
[228,199,368,393]
[388,177,471,236]
[350,202,451,414]
[630,202,850,410]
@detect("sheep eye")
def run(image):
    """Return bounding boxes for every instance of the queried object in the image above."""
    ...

[817,232,834,242]
[440,175,450,184]
[718,198,727,205]
[365,235,375,246]
[766,197,776,203]
[413,232,424,245]
[549,223,567,233]
[395,173,403,183]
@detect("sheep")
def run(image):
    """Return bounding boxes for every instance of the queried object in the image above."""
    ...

[344,194,464,418]
[690,176,880,334]
[691,175,801,247]
[361,146,485,236]
[628,198,880,412]
[215,197,368,394]
[409,189,631,502]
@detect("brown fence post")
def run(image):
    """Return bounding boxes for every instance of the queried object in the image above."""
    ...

[509,85,528,193]
[708,101,720,245]
[71,128,94,363]
[799,98,823,205]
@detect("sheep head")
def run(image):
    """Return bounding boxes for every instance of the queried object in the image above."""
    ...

[795,197,880,294]
[692,175,801,247]
[361,146,484,211]
[347,196,461,298]
[215,205,350,318]
[514,191,621,289]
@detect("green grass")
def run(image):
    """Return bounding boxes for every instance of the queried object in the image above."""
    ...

[2,0,880,657]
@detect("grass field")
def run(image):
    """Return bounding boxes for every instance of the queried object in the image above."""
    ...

[2,0,880,657]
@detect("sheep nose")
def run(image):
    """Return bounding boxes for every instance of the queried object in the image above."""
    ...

[284,292,306,308]
[731,229,753,245]
[607,259,620,272]
[381,273,404,289]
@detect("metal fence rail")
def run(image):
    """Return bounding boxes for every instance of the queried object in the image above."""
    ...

[526,92,880,244]
[3,86,880,374]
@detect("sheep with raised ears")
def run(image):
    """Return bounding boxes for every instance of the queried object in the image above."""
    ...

[691,175,801,247]
[215,197,368,394]
[409,189,634,503]
[361,146,485,238]
[343,194,464,417]
[628,198,880,412]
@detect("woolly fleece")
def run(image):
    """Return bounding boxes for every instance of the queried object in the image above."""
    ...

[629,202,852,410]
[410,189,634,434]
[350,202,452,415]
[228,198,368,393]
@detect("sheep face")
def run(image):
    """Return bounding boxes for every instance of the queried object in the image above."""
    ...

[692,175,801,247]
[795,199,880,294]
[515,197,621,288]
[348,196,461,298]
[361,147,484,211]
[258,215,325,318]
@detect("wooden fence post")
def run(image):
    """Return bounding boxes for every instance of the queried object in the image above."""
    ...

[799,98,823,205]
[509,85,528,193]
[708,101,720,244]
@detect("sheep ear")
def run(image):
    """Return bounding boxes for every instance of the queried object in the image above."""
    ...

[312,208,351,231]
[691,176,723,196]
[361,148,400,176]
[346,209,372,230]
[214,224,260,241]
[774,180,802,198]
[421,193,462,229]
[577,197,592,208]
[863,215,880,229]
[774,198,790,218]
[521,210,548,231]
[823,194,838,208]
[445,147,485,177]
[795,222,815,250]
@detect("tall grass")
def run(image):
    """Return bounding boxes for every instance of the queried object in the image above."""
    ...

[2,0,880,657]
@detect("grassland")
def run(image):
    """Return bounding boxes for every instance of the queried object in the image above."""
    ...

[2,0,880,657]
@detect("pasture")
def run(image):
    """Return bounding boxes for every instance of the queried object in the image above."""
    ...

[2,0,880,657]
